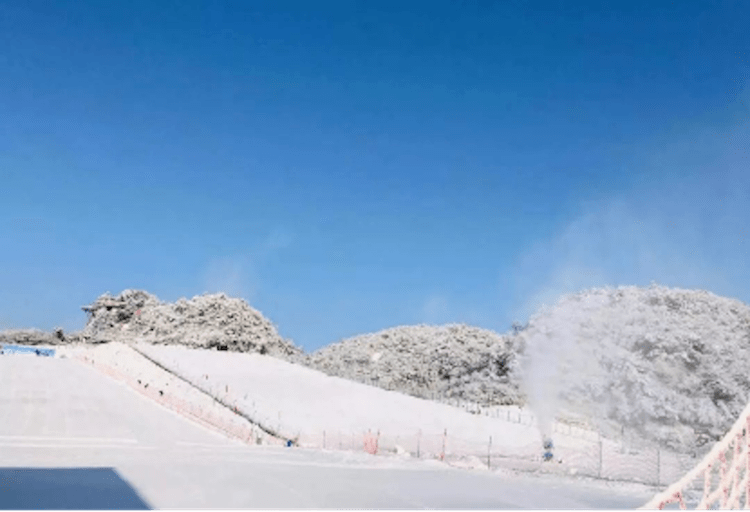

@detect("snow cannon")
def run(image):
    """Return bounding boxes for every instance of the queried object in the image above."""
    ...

[542,438,554,462]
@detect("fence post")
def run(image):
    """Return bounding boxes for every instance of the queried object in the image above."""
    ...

[488,436,492,469]
[441,428,447,461]
[598,433,603,479]
[417,429,421,459]
[323,430,326,450]
[657,446,661,487]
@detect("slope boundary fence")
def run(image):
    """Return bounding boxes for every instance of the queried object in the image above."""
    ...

[295,427,695,487]
[640,401,750,509]
[72,352,285,447]
[71,345,695,490]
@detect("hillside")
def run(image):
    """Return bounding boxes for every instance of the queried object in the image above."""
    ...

[4,283,750,456]
[306,284,750,454]
[517,284,750,454]
[77,289,303,360]
[306,324,524,406]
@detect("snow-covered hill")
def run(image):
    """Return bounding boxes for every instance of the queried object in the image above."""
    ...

[306,324,523,406]
[518,284,750,453]
[9,283,750,458]
[128,341,695,486]
[303,284,750,455]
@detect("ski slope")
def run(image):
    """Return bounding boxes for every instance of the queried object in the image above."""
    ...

[135,342,543,453]
[0,348,657,508]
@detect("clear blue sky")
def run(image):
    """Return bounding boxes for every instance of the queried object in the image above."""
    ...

[1,0,748,351]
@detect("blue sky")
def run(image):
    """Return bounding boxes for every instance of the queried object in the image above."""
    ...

[1,0,748,351]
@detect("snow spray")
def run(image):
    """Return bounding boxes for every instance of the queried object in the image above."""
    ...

[519,293,610,444]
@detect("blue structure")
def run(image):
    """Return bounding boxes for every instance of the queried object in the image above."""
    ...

[1,344,56,357]
[542,438,554,462]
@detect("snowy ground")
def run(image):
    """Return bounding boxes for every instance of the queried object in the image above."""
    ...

[134,342,542,455]
[131,342,695,487]
[0,348,659,508]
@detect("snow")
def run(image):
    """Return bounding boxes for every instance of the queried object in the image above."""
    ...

[67,284,750,458]
[134,341,542,458]
[9,282,750,497]
[307,323,522,407]
[302,284,750,457]
[77,289,302,359]
[517,284,750,454]
[129,341,696,488]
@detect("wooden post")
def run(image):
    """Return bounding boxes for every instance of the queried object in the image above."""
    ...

[417,429,421,458]
[598,434,603,479]
[488,436,492,469]
[734,432,743,506]
[720,450,728,507]
[441,428,447,461]
[323,430,326,449]
[656,447,661,487]
[705,462,713,505]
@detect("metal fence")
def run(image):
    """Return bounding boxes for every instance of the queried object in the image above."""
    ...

[292,426,696,487]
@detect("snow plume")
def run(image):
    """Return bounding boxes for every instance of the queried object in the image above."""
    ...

[519,290,619,440]
[516,284,750,453]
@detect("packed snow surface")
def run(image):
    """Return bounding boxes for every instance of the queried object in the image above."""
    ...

[130,342,696,486]
[134,341,542,457]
